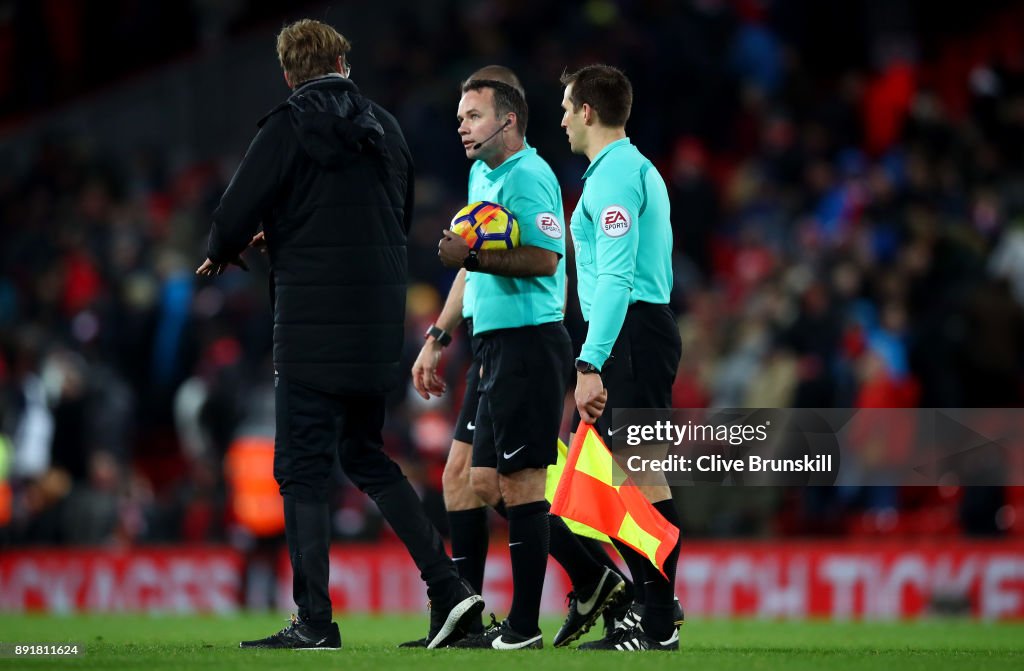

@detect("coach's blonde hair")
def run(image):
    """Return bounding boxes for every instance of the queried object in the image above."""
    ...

[276,19,351,86]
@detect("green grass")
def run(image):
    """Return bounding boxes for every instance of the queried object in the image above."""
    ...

[0,614,1022,670]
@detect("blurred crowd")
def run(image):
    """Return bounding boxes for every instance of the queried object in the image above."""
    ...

[2,0,1024,548]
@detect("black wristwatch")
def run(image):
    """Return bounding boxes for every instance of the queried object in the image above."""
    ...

[463,249,481,271]
[424,324,452,347]
[575,358,600,375]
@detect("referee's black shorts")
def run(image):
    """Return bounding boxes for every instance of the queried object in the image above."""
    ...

[572,302,681,439]
[452,319,482,446]
[472,322,572,474]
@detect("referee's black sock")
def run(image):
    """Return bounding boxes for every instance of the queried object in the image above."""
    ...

[506,500,550,636]
[641,499,682,641]
[549,515,604,594]
[493,499,508,519]
[576,535,634,603]
[610,538,649,605]
[448,506,489,595]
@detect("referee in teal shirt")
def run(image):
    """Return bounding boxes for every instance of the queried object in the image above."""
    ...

[437,77,621,649]
[419,69,626,651]
[560,64,683,652]
[410,68,522,627]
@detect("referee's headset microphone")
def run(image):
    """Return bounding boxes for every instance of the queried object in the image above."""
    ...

[473,119,512,150]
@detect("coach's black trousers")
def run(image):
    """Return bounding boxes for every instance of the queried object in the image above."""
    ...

[274,374,458,625]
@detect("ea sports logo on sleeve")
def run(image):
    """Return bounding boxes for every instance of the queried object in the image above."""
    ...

[600,206,632,237]
[535,212,562,239]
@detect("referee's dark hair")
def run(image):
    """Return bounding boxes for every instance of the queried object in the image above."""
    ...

[462,65,525,99]
[560,64,633,128]
[462,78,529,136]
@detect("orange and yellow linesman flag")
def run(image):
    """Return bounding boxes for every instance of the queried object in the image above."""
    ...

[545,438,610,543]
[550,422,679,578]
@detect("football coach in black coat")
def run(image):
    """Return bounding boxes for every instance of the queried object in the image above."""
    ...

[197,19,482,650]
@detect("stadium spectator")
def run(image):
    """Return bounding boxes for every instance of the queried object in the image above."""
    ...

[1,0,1023,550]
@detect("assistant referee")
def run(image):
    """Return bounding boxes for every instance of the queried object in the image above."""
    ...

[560,64,684,652]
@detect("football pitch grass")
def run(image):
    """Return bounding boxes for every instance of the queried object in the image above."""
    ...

[1,614,1022,670]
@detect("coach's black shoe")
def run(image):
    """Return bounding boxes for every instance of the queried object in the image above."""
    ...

[398,637,428,648]
[240,614,341,649]
[425,578,485,649]
[553,567,626,647]
[578,624,678,651]
[448,616,543,649]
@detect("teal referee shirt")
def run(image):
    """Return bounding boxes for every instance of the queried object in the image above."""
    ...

[570,138,673,369]
[461,159,488,321]
[463,146,566,334]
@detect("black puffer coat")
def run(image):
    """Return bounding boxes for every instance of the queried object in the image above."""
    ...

[207,75,412,394]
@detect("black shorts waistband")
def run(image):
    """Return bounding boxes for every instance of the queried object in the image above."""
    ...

[627,301,671,314]
[476,321,565,339]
